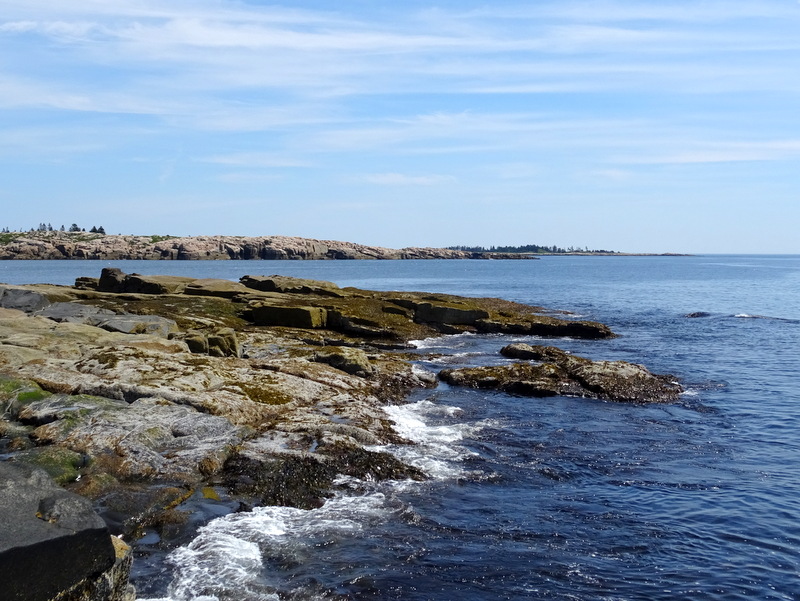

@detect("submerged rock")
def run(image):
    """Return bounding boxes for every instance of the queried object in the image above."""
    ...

[440,343,682,403]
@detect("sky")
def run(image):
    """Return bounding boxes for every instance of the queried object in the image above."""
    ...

[1,0,799,254]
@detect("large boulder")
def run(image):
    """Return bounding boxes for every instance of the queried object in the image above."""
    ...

[0,286,51,313]
[248,303,328,329]
[0,463,117,601]
[97,268,194,294]
[313,346,375,377]
[240,275,341,296]
[413,302,489,325]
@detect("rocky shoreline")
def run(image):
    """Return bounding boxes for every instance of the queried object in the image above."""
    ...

[0,269,679,600]
[0,232,534,261]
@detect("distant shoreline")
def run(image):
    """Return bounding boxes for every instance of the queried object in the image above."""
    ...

[0,232,687,260]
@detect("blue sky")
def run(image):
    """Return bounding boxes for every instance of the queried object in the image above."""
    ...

[1,0,799,253]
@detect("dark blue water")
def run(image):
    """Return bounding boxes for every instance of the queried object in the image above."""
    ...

[4,256,799,600]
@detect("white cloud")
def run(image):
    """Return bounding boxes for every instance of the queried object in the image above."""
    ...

[622,140,800,164]
[198,153,313,168]
[591,168,635,181]
[356,173,457,186]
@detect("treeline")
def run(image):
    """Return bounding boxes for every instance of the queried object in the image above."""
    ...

[447,244,618,254]
[1,223,106,234]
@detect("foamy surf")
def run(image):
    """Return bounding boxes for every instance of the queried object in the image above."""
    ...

[139,395,478,601]
[139,493,392,601]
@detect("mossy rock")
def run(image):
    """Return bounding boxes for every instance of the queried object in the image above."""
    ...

[0,375,38,400]
[13,446,85,485]
[312,346,374,377]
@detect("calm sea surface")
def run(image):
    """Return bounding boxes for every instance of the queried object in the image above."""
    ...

[3,256,799,600]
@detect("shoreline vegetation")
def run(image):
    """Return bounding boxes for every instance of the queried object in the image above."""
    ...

[0,268,682,600]
[0,230,686,260]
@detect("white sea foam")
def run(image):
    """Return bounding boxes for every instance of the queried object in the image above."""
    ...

[375,400,480,480]
[140,397,479,600]
[139,493,391,601]
[409,332,475,350]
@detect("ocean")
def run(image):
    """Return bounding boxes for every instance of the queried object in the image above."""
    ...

[2,255,799,600]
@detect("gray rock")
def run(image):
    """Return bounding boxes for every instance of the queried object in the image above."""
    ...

[37,302,115,323]
[0,462,116,601]
[0,286,51,312]
[36,302,177,337]
[92,314,178,338]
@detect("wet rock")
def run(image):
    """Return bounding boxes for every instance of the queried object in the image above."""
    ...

[222,443,424,509]
[222,452,338,509]
[440,343,682,403]
[475,317,614,339]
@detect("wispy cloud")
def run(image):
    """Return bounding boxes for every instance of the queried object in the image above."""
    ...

[199,153,313,168]
[355,173,457,186]
[622,140,800,164]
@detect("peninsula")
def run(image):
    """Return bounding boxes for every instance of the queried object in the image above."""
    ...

[0,231,533,261]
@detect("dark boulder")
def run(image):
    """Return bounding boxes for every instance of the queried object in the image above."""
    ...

[0,286,51,313]
[0,463,117,601]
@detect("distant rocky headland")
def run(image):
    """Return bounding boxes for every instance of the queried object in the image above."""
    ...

[0,231,534,261]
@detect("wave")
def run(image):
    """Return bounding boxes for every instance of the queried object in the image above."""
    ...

[733,313,799,323]
[139,396,478,601]
[685,311,799,323]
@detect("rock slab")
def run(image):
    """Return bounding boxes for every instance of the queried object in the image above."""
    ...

[0,463,117,601]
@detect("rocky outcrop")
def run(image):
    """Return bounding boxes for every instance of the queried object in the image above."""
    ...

[0,269,643,598]
[439,343,682,403]
[0,232,536,261]
[0,463,133,601]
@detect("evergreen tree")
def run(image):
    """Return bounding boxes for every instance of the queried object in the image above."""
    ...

[69,223,80,232]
